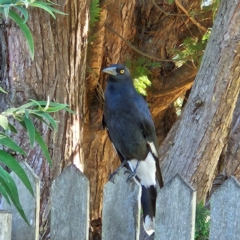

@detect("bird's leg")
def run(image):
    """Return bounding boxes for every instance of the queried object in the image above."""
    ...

[125,160,140,182]
[109,159,128,182]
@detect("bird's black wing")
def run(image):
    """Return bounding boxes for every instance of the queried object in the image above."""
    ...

[135,97,164,188]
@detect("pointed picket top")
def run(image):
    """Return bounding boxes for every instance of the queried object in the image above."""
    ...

[51,164,89,240]
[209,176,240,240]
[1,161,40,240]
[155,174,196,240]
[102,167,141,240]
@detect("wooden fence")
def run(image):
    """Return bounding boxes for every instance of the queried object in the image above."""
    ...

[1,162,240,240]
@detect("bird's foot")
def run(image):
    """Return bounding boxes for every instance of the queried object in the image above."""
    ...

[125,170,137,182]
[109,159,128,183]
[125,160,140,182]
[109,171,118,183]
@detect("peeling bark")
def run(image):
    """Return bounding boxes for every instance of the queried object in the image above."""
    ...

[159,0,240,202]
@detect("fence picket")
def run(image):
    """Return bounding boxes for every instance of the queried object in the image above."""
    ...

[155,174,196,240]
[3,161,240,240]
[102,167,141,240]
[0,211,12,240]
[1,162,40,240]
[51,163,89,240]
[209,176,240,240]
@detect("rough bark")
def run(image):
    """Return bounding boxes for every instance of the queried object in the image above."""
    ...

[0,0,218,239]
[0,1,89,238]
[85,0,212,227]
[159,0,240,202]
[225,93,240,178]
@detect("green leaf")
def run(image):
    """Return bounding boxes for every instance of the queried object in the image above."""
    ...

[35,130,52,166]
[13,6,29,23]
[29,1,67,18]
[0,132,26,155]
[15,101,37,111]
[19,121,52,166]
[0,86,7,94]
[29,2,56,18]
[23,116,35,148]
[0,182,11,204]
[44,5,67,15]
[3,5,10,19]
[43,105,70,112]
[0,166,29,225]
[0,150,34,196]
[0,115,8,130]
[2,107,17,116]
[29,100,74,113]
[32,111,58,130]
[29,113,52,130]
[7,122,18,133]
[8,9,34,59]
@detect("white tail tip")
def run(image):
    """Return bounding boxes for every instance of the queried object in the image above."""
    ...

[143,215,155,236]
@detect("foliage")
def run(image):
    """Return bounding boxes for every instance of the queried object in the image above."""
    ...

[0,0,66,59]
[195,201,210,240]
[0,89,73,224]
[173,29,211,67]
[201,0,220,19]
[126,57,161,96]
[89,0,100,28]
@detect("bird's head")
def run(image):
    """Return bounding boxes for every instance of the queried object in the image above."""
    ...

[102,64,131,82]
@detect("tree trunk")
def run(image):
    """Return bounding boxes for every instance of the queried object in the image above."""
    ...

[2,0,232,239]
[225,92,240,178]
[159,0,240,202]
[0,1,89,238]
[85,1,212,228]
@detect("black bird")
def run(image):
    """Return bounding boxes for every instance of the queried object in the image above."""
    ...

[102,64,164,235]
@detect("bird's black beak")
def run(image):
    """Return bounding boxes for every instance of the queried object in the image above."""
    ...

[102,66,117,76]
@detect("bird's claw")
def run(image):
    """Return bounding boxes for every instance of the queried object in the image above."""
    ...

[109,171,118,183]
[124,169,137,182]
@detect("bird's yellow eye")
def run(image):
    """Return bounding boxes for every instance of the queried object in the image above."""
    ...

[120,69,125,74]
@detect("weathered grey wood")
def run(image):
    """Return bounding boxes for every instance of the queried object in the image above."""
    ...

[2,162,40,240]
[155,174,196,240]
[209,176,240,240]
[102,167,141,240]
[51,164,89,240]
[0,211,12,240]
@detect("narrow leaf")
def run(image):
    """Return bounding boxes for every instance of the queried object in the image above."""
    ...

[44,5,68,15]
[29,113,53,130]
[0,115,8,130]
[0,166,29,225]
[28,2,56,18]
[0,150,34,196]
[13,6,29,23]
[32,111,58,130]
[8,10,34,59]
[0,182,11,204]
[23,116,35,148]
[0,132,26,155]
[3,5,10,19]
[7,122,18,133]
[35,130,52,166]
[44,105,70,112]
[0,86,8,94]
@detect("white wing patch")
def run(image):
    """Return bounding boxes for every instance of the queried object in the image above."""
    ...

[147,141,158,158]
[128,152,156,187]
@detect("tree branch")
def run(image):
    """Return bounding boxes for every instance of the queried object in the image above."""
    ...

[105,26,176,62]
[175,0,207,32]
[152,0,185,17]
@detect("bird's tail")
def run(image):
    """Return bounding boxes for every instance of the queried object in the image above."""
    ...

[141,184,157,236]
